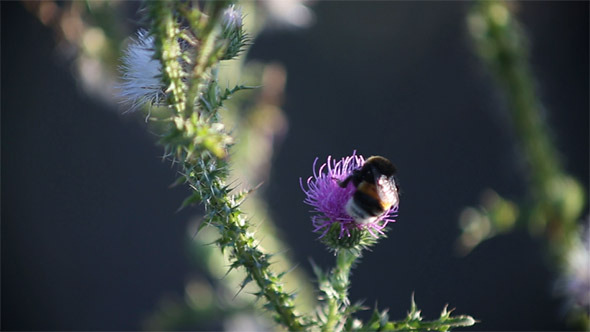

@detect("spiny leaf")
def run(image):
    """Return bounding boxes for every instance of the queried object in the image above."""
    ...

[178,192,202,211]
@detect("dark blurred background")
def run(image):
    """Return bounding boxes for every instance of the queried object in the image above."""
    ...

[2,1,588,330]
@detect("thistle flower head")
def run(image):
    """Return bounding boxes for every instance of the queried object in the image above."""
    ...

[263,0,314,29]
[220,5,247,60]
[556,219,590,311]
[222,5,243,32]
[118,29,165,110]
[300,152,398,250]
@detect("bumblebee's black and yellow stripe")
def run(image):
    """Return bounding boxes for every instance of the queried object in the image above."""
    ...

[339,156,399,224]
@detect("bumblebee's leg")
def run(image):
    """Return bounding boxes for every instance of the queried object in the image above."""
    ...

[337,175,353,188]
[338,169,362,188]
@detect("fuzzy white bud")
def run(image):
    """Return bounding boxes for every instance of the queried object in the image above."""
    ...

[118,30,164,111]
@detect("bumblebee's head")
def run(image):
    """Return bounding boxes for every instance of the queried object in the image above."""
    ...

[364,156,396,178]
[338,155,397,188]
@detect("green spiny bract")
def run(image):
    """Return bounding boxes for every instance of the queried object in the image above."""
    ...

[321,222,382,254]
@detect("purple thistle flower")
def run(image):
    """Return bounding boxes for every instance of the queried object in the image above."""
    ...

[300,152,398,242]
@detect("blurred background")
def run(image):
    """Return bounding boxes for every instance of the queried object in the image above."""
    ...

[2,1,588,330]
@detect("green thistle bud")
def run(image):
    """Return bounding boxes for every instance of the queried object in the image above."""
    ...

[220,5,247,60]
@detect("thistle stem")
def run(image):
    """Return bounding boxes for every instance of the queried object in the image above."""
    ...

[323,249,357,332]
[471,0,562,194]
[469,0,585,253]
[386,316,477,331]
[469,2,586,328]
[148,1,186,116]
[147,3,306,330]
[323,298,339,332]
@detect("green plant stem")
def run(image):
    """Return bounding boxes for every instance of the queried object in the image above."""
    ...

[147,3,306,330]
[469,0,585,252]
[386,316,477,331]
[149,1,186,117]
[185,158,305,331]
[323,299,339,332]
[469,2,587,328]
[472,0,561,194]
[323,249,357,332]
[184,2,227,118]
[178,116,304,329]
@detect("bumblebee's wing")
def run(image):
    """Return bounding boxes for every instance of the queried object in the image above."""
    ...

[376,174,399,209]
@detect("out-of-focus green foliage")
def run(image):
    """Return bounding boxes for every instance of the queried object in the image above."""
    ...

[462,1,588,329]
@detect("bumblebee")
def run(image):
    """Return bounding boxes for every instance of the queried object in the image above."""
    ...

[338,156,399,225]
